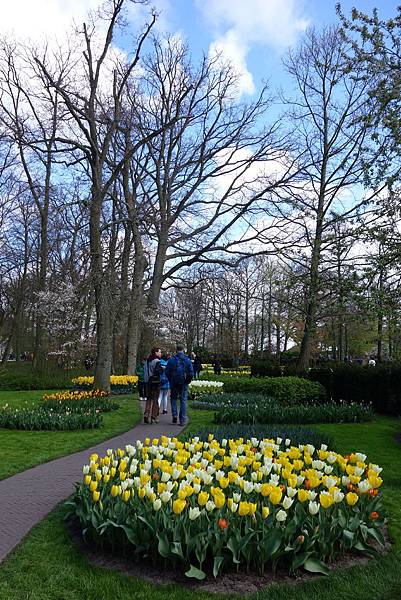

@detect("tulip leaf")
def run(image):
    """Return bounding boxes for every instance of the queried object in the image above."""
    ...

[367,527,385,546]
[263,528,282,559]
[303,558,330,576]
[185,565,206,580]
[171,542,184,559]
[157,533,170,558]
[227,537,240,563]
[213,556,224,578]
[292,551,312,571]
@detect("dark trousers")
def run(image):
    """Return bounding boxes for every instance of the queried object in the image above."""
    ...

[138,381,146,398]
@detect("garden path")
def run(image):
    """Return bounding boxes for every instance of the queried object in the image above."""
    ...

[0,409,184,563]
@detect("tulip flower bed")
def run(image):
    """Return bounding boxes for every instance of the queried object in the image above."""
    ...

[0,396,118,431]
[189,380,224,400]
[72,375,138,395]
[42,389,108,402]
[68,435,385,580]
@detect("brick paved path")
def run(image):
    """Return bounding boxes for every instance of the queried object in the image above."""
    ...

[0,410,184,563]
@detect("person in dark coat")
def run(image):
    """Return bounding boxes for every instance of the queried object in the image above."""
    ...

[165,344,194,426]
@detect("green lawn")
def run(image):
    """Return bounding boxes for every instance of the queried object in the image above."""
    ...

[0,390,141,480]
[0,409,400,599]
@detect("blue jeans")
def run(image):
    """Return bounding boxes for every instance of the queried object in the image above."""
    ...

[170,383,188,424]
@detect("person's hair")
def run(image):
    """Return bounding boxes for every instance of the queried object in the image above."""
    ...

[176,343,185,352]
[151,347,161,355]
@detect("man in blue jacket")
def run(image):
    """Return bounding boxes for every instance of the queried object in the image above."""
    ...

[165,344,194,426]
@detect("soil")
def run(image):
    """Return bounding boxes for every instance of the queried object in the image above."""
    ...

[67,518,391,596]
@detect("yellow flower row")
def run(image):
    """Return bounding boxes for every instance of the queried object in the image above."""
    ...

[43,389,108,401]
[72,375,138,386]
[80,435,383,521]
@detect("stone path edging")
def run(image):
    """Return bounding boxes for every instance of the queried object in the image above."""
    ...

[0,410,184,563]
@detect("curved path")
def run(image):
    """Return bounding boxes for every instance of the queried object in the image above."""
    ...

[0,411,184,563]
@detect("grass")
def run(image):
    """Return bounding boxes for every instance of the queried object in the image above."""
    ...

[1,405,401,599]
[0,390,141,481]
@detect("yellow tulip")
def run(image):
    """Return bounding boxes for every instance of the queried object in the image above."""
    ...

[173,499,186,514]
[89,480,98,492]
[84,475,91,486]
[261,483,273,497]
[198,491,209,506]
[111,485,120,497]
[346,492,359,506]
[238,502,250,516]
[122,490,131,502]
[269,487,283,505]
[248,503,257,516]
[96,471,102,482]
[138,487,146,499]
[148,492,156,503]
[120,472,127,482]
[92,490,100,502]
[219,477,229,489]
[214,494,225,509]
[262,506,270,519]
[178,489,187,500]
[319,492,334,509]
[298,489,309,503]
[103,474,110,484]
[110,467,116,477]
[368,476,383,489]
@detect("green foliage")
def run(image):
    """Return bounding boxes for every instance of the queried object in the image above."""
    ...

[0,397,118,431]
[0,362,81,390]
[199,375,326,405]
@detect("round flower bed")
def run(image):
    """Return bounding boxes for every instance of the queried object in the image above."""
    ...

[68,435,385,580]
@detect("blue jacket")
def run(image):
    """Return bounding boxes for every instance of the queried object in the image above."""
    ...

[165,352,194,386]
[159,359,169,390]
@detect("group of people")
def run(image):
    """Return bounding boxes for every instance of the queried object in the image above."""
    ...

[136,345,202,426]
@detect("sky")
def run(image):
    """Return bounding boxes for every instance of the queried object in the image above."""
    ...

[0,0,398,99]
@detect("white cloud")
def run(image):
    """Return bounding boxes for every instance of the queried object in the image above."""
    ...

[209,30,255,96]
[196,0,309,96]
[0,0,100,41]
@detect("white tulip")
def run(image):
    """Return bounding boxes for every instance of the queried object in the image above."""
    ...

[153,499,162,511]
[82,465,90,475]
[308,501,320,515]
[160,491,172,503]
[287,487,297,498]
[333,489,344,503]
[276,510,287,522]
[161,472,171,483]
[308,491,317,501]
[233,493,241,503]
[358,480,371,493]
[230,502,238,513]
[282,496,294,510]
[189,507,201,520]
[205,500,216,512]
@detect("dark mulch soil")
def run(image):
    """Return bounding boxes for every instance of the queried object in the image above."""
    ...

[67,518,391,596]
[394,432,401,445]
